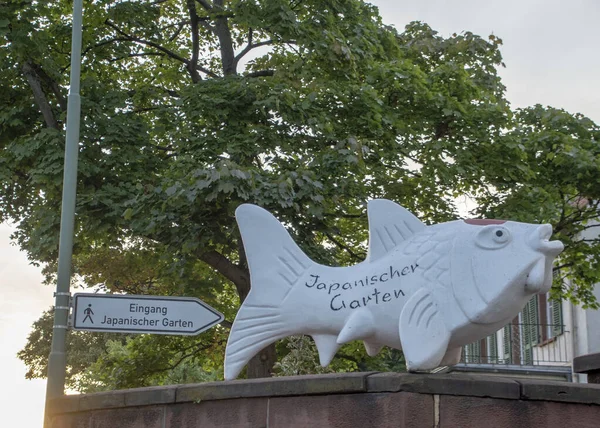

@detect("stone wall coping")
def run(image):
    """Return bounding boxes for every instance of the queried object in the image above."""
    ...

[573,352,600,374]
[48,372,600,415]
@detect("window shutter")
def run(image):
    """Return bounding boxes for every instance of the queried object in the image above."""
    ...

[522,296,540,365]
[474,340,481,363]
[488,333,498,363]
[503,325,511,364]
[538,292,548,342]
[466,341,481,363]
[552,298,564,336]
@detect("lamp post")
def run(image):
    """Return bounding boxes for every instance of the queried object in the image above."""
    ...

[43,0,83,424]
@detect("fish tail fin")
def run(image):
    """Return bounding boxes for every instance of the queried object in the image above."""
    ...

[224,305,289,380]
[224,204,314,380]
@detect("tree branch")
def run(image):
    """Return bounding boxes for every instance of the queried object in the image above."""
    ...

[213,0,236,75]
[290,0,304,10]
[553,263,574,271]
[108,52,165,63]
[198,19,216,34]
[186,0,202,82]
[235,38,295,69]
[581,223,600,229]
[144,342,215,376]
[127,87,181,98]
[323,231,365,262]
[32,65,67,112]
[147,142,177,153]
[199,250,251,300]
[235,39,273,66]
[105,19,219,79]
[21,61,59,129]
[235,28,253,63]
[168,21,187,42]
[196,0,213,11]
[81,37,129,59]
[246,69,275,78]
[105,19,190,66]
[322,212,363,219]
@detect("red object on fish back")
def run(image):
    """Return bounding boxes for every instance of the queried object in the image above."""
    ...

[464,219,507,225]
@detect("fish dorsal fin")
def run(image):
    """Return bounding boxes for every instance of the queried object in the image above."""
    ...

[235,204,314,304]
[367,199,426,262]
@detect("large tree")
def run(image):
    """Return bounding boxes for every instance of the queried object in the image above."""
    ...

[2,0,599,390]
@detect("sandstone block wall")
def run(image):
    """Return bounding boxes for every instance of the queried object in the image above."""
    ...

[48,372,600,427]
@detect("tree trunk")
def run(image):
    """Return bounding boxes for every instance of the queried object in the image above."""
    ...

[246,344,277,378]
[22,61,59,129]
[213,6,236,75]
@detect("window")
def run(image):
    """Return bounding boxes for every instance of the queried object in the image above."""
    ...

[503,320,521,365]
[503,324,511,364]
[463,294,564,366]
[522,296,539,364]
[488,332,499,363]
[550,296,564,337]
[537,292,564,341]
[548,270,564,337]
[465,341,481,363]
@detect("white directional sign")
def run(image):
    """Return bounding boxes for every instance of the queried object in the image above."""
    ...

[72,293,224,335]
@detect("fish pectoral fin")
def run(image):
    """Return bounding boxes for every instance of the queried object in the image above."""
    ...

[312,334,340,366]
[363,341,384,357]
[399,288,450,371]
[439,346,463,366]
[336,310,376,344]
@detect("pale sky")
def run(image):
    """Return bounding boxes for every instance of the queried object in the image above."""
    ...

[1,1,599,426]
[375,0,600,123]
[0,224,52,426]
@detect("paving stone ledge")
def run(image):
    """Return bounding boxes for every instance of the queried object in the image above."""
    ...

[48,371,600,415]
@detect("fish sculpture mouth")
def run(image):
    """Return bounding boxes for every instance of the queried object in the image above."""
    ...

[530,224,564,254]
[525,257,550,292]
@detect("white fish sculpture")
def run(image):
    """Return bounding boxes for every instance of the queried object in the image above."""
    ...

[224,200,564,380]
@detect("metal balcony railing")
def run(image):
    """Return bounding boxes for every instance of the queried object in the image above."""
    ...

[460,323,570,367]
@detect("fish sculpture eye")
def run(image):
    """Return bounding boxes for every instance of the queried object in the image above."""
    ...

[476,226,511,249]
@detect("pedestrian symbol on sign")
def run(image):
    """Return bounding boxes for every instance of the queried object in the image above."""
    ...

[83,304,94,324]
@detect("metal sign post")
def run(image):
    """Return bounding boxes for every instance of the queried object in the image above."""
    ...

[44,1,83,426]
[45,0,83,402]
[72,294,224,335]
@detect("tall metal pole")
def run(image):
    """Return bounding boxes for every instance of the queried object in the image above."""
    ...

[44,0,83,418]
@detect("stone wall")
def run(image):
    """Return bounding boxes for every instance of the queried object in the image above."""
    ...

[48,372,600,427]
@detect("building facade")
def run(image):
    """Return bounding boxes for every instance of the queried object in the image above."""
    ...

[456,252,600,382]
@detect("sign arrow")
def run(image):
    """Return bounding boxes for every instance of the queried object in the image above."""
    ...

[72,293,224,336]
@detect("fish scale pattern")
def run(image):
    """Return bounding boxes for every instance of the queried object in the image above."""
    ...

[403,230,453,288]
